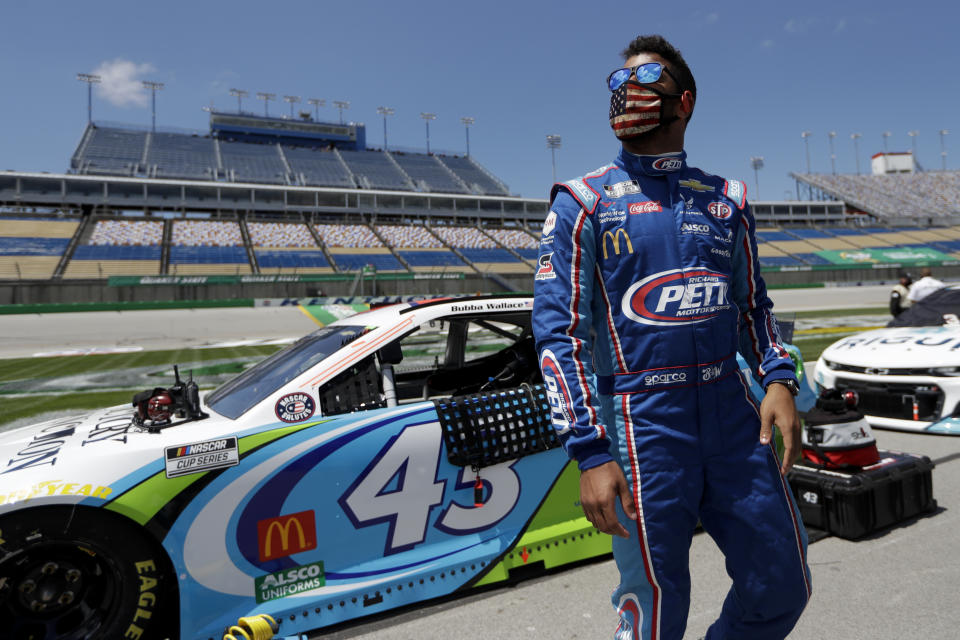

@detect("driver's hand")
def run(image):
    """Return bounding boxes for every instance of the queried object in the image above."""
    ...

[579,461,636,538]
[760,382,801,474]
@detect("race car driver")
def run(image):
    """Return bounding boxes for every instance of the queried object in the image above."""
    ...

[532,34,811,640]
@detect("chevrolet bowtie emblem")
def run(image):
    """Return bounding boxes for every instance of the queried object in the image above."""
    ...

[678,179,714,192]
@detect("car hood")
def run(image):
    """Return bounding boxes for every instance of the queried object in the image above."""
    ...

[821,326,960,368]
[0,402,241,512]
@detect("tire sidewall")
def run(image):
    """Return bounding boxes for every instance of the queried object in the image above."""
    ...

[0,506,173,640]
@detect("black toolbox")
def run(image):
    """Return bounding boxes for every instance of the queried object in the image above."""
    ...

[786,450,936,539]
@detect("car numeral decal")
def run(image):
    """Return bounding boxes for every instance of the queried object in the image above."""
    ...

[435,463,520,535]
[340,421,447,554]
[340,420,522,554]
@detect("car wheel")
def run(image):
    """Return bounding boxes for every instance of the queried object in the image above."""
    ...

[0,506,176,640]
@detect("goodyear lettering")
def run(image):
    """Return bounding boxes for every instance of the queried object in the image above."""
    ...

[602,229,633,259]
[255,561,325,604]
[125,560,157,639]
[0,480,112,505]
[711,247,731,258]
[644,372,687,386]
[3,419,82,474]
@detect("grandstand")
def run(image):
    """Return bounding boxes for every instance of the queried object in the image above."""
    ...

[8,107,960,304]
[793,170,960,224]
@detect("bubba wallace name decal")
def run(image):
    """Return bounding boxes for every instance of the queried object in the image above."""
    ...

[622,269,731,326]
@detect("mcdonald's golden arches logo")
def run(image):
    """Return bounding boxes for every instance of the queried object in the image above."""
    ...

[602,229,634,259]
[257,510,317,562]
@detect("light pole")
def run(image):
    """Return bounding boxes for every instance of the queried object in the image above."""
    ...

[77,73,101,124]
[800,131,812,173]
[882,131,891,172]
[850,133,862,175]
[908,130,919,170]
[333,100,350,125]
[229,88,247,113]
[376,106,395,149]
[828,131,837,175]
[141,81,164,132]
[546,134,562,183]
[940,129,949,171]
[256,92,275,117]
[307,98,325,121]
[750,156,764,199]
[283,95,301,118]
[420,112,437,154]
[460,117,475,157]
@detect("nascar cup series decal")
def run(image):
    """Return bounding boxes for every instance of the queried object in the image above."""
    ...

[276,392,316,423]
[164,436,239,479]
[622,269,731,326]
[540,350,574,435]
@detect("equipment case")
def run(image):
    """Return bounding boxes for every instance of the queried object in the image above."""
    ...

[786,450,936,539]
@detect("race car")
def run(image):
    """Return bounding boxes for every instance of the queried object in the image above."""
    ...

[816,285,960,435]
[0,294,811,639]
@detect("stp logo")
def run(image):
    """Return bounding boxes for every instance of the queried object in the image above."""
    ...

[652,157,682,171]
[708,201,733,219]
[258,511,317,562]
[621,268,731,326]
[629,201,663,214]
[540,350,573,435]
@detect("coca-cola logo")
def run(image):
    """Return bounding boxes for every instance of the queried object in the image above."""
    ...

[621,268,731,326]
[708,201,733,219]
[629,201,663,214]
[652,157,682,171]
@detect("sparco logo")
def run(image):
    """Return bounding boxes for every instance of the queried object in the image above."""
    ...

[629,201,663,214]
[681,223,710,234]
[621,269,731,326]
[644,372,687,386]
[652,157,682,171]
[708,201,733,219]
[541,351,573,435]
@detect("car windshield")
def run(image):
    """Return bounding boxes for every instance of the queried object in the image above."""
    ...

[205,324,369,419]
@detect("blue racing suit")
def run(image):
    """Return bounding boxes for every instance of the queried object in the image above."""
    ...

[533,149,811,640]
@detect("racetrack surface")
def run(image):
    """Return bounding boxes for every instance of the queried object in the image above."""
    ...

[4,287,957,639]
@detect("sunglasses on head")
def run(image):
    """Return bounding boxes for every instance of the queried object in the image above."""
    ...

[606,62,682,93]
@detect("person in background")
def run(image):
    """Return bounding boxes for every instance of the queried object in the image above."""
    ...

[908,267,945,303]
[889,272,913,316]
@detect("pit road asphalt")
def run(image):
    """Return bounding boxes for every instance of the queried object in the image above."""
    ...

[2,285,957,639]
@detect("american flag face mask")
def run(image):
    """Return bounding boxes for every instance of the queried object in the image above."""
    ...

[607,63,683,140]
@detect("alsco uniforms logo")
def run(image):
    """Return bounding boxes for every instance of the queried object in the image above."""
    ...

[257,510,317,562]
[622,269,731,326]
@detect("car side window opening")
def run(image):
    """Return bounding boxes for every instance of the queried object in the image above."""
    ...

[317,354,385,417]
[206,325,369,419]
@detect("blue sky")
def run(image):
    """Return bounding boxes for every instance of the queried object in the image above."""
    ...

[0,0,954,202]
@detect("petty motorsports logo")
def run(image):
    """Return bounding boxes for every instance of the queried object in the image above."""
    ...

[275,393,315,423]
[621,268,731,326]
[540,350,574,435]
